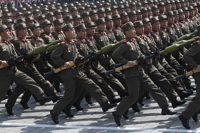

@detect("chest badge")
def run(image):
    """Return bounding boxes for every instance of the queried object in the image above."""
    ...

[2,46,6,51]
[68,47,71,52]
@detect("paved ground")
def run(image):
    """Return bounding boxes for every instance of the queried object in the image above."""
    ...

[0,77,199,133]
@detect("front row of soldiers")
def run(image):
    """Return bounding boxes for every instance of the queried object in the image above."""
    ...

[0,17,198,129]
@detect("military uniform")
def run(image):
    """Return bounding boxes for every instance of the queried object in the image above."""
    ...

[50,24,115,124]
[112,23,171,126]
[179,41,200,129]
[0,25,51,114]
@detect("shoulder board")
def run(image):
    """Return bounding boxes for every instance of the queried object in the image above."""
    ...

[123,39,128,43]
[59,41,65,45]
[14,38,19,41]
[95,32,99,34]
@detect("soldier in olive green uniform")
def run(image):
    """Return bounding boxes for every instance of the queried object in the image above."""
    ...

[134,20,186,108]
[52,19,65,41]
[112,22,175,127]
[112,14,126,41]
[179,40,200,129]
[9,23,59,108]
[0,25,52,115]
[50,24,116,124]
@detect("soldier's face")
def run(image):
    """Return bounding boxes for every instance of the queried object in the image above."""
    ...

[114,19,121,26]
[179,14,185,21]
[77,30,86,39]
[65,28,75,40]
[33,27,41,37]
[152,22,160,31]
[176,3,181,9]
[97,24,106,31]
[160,20,168,29]
[167,17,174,24]
[19,28,27,37]
[166,4,171,11]
[153,9,159,16]
[142,12,148,19]
[137,14,142,20]
[122,16,129,24]
[129,15,137,23]
[112,10,118,16]
[1,29,11,39]
[86,27,95,36]
[83,16,91,23]
[55,24,62,31]
[91,14,98,21]
[106,12,112,16]
[106,20,113,29]
[135,26,144,35]
[125,27,136,38]
[144,23,152,33]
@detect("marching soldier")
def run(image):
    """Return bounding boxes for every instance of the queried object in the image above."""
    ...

[112,22,176,126]
[179,32,200,129]
[50,24,116,124]
[0,25,52,115]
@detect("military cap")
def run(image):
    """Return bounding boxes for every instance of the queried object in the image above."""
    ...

[112,14,121,20]
[46,12,54,18]
[192,3,198,7]
[82,12,90,18]
[136,10,141,14]
[5,19,14,24]
[41,20,51,28]
[49,6,56,10]
[197,2,200,7]
[26,17,34,22]
[120,12,128,18]
[173,10,179,15]
[130,2,136,6]
[53,19,63,25]
[4,13,12,17]
[20,7,27,12]
[183,7,189,11]
[166,11,174,17]
[98,8,105,13]
[64,15,73,22]
[30,23,40,31]
[78,7,85,12]
[175,0,180,4]
[105,15,113,22]
[134,21,143,27]
[74,24,86,32]
[122,22,134,33]
[85,21,96,28]
[62,24,73,32]
[124,4,129,8]
[111,5,118,10]
[33,9,40,14]
[151,16,159,24]
[159,15,168,21]
[73,15,81,20]
[0,25,8,33]
[42,8,49,12]
[96,18,106,25]
[158,2,165,6]
[16,18,25,24]
[118,5,124,9]
[188,6,194,11]
[70,7,78,12]
[142,18,151,24]
[15,23,27,30]
[11,8,18,12]
[128,11,137,16]
[24,11,32,18]
[54,9,62,15]
[165,1,172,5]
[90,10,97,15]
[38,15,46,21]
[141,8,148,13]
[151,5,158,11]
[136,3,142,6]
[105,8,112,12]
[178,9,184,14]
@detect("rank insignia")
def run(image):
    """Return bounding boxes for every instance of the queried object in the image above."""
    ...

[20,44,23,49]
[2,46,6,51]
[100,36,103,41]
[108,33,111,38]
[68,47,71,52]
[90,41,93,46]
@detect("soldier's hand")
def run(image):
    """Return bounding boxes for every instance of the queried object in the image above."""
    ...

[1,61,9,67]
[196,65,200,72]
[127,61,135,67]
[146,59,152,65]
[64,62,71,69]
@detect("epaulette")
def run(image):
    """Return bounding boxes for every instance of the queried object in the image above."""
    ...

[14,38,19,41]
[95,32,99,34]
[123,39,128,43]
[59,40,67,45]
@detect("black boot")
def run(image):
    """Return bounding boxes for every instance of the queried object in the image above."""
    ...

[192,112,198,122]
[172,99,186,108]
[62,109,74,117]
[110,97,122,104]
[52,94,60,103]
[131,103,140,112]
[179,115,190,129]
[39,96,53,105]
[119,90,128,97]
[161,108,177,115]
[50,110,59,124]
[101,103,117,112]
[180,91,193,100]
[112,111,121,126]
[20,100,29,109]
[123,110,129,119]
[73,103,83,111]
[85,93,92,104]
[5,104,13,115]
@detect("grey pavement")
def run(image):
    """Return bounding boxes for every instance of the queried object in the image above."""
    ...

[0,77,199,133]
